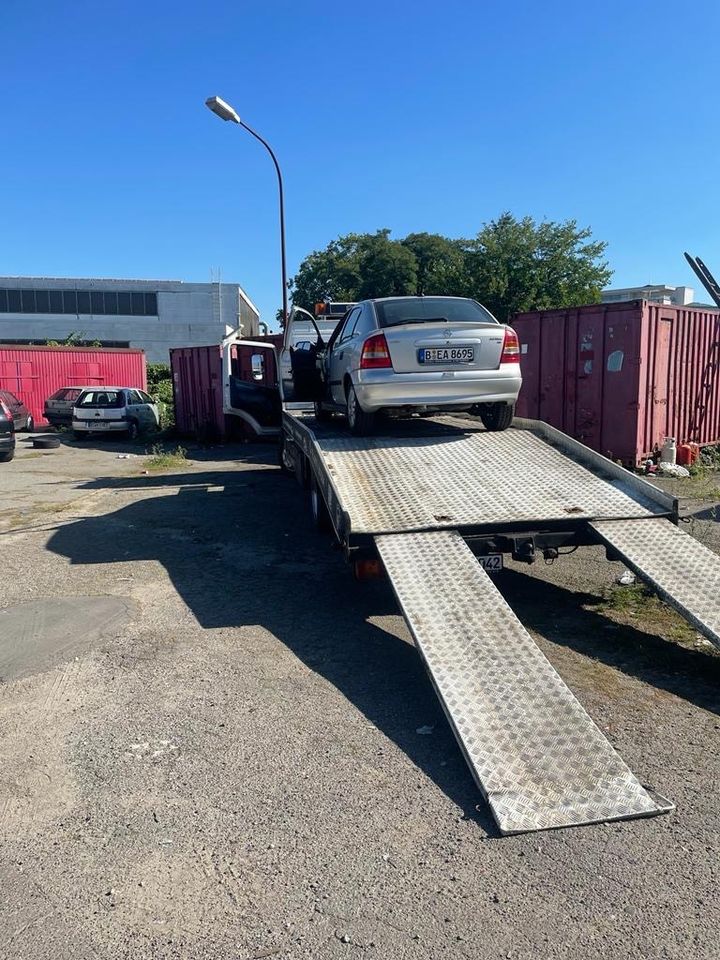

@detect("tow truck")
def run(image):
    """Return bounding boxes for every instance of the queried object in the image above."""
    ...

[228,306,720,835]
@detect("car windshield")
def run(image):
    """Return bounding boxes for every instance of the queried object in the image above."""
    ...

[77,390,124,408]
[375,297,498,327]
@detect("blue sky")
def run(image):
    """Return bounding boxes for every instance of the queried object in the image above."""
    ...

[2,0,718,329]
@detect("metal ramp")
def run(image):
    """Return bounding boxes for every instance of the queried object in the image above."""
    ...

[592,518,720,650]
[376,530,673,835]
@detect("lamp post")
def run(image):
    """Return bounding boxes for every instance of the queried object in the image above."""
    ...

[205,95,288,327]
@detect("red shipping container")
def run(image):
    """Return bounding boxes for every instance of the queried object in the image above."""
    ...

[171,336,282,440]
[513,300,720,465]
[0,344,146,427]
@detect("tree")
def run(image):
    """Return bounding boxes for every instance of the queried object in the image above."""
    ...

[355,232,417,299]
[288,216,611,322]
[45,330,102,347]
[289,229,417,310]
[400,233,468,295]
[464,213,612,322]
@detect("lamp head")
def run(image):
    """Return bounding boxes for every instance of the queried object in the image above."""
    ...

[205,96,241,124]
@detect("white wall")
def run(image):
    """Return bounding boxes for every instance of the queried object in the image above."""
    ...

[0,278,260,364]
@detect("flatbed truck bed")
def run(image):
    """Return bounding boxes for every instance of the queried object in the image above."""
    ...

[279,408,720,834]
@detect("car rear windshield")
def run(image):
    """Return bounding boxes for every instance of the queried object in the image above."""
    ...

[375,298,498,327]
[77,390,124,408]
[49,388,81,401]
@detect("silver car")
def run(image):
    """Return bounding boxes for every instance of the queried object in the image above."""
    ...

[73,387,160,440]
[315,296,522,435]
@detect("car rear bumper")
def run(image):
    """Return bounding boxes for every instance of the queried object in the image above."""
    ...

[0,433,15,452]
[353,367,522,412]
[72,419,128,432]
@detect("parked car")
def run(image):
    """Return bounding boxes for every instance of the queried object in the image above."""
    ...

[0,390,33,432]
[0,394,16,462]
[313,296,522,435]
[44,386,88,427]
[72,387,160,440]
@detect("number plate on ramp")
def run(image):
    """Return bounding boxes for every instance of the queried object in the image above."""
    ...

[478,554,503,572]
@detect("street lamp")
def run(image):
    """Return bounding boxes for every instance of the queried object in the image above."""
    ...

[205,95,288,327]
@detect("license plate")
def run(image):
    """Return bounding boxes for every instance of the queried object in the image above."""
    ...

[89,421,105,428]
[418,346,475,364]
[478,554,503,573]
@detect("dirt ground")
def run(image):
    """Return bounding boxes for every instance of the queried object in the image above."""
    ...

[1,432,719,960]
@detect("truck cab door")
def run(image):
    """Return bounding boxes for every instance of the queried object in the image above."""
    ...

[223,339,282,436]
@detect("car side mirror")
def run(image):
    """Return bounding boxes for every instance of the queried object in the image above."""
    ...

[251,354,265,381]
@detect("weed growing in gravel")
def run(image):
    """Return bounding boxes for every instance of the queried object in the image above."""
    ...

[595,583,701,649]
[144,444,188,471]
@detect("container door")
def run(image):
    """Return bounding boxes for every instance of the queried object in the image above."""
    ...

[650,318,672,447]
[574,311,605,451]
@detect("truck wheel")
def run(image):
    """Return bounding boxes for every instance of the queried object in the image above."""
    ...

[277,432,294,475]
[310,474,332,532]
[478,402,514,432]
[346,384,375,436]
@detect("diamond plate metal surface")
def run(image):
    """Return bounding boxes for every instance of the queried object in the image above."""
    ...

[376,530,672,834]
[592,518,720,650]
[315,428,663,534]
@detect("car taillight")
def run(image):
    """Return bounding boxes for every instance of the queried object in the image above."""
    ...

[500,327,521,363]
[360,333,393,369]
[0,399,12,421]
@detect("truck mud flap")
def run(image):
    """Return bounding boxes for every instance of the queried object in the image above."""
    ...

[375,530,672,835]
[591,517,720,650]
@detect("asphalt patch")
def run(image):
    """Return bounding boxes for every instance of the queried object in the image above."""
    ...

[0,595,137,681]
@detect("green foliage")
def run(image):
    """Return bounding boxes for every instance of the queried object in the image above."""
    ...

[288,215,612,322]
[45,330,102,347]
[147,362,171,389]
[464,214,612,322]
[146,363,174,429]
[145,444,187,471]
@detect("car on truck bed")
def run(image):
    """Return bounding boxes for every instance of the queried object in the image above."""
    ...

[313,296,522,435]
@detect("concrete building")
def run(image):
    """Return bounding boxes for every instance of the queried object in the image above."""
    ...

[0,276,260,363]
[601,284,694,307]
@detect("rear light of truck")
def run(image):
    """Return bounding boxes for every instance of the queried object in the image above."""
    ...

[360,333,392,369]
[500,327,521,363]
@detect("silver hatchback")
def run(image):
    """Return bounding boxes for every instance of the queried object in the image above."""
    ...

[316,297,522,434]
[73,387,160,440]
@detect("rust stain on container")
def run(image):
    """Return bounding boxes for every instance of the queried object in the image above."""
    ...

[513,300,720,465]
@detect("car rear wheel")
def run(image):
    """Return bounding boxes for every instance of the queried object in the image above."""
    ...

[477,402,514,432]
[126,419,140,441]
[346,383,375,436]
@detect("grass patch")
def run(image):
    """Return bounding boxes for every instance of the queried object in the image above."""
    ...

[594,582,700,648]
[144,444,189,471]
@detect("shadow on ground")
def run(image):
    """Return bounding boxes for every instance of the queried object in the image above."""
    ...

[45,462,720,830]
[46,463,495,831]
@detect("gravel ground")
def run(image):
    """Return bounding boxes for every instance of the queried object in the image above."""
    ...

[1,434,719,959]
